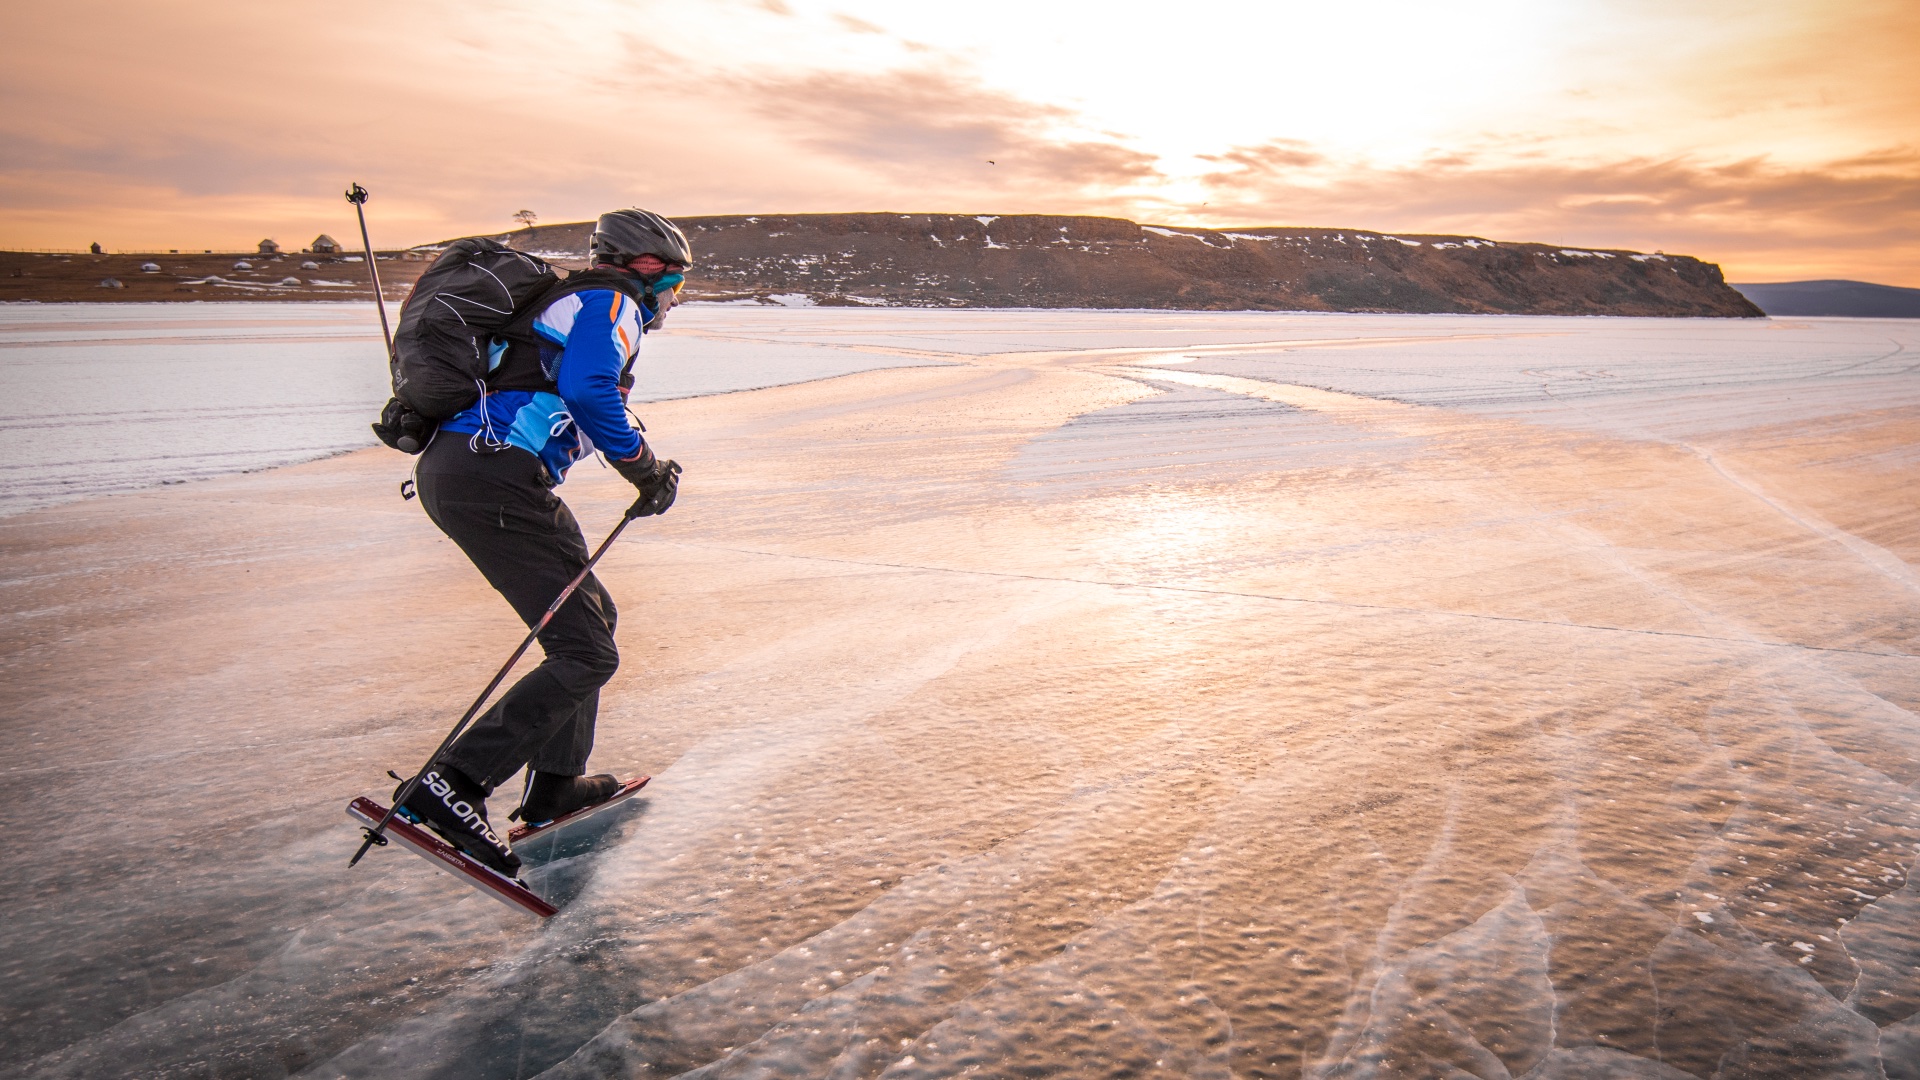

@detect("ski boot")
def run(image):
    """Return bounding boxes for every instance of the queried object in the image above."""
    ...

[395,764,521,877]
[513,771,621,826]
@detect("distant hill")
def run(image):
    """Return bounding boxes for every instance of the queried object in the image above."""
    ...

[489,214,1760,318]
[1729,279,1920,318]
[2,214,1762,316]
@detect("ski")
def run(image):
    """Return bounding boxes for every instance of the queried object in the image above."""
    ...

[346,796,558,918]
[509,776,650,843]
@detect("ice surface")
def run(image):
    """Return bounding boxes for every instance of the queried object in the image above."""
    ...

[1127,313,1920,441]
[0,303,949,515]
[1,309,1917,1078]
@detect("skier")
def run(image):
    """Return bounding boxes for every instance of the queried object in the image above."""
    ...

[396,209,689,876]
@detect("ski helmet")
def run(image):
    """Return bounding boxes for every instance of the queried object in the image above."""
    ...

[589,208,692,269]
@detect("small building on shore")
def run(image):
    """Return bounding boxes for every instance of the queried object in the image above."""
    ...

[258,239,280,254]
[309,235,341,254]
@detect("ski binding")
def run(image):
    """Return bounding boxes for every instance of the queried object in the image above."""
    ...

[347,796,559,918]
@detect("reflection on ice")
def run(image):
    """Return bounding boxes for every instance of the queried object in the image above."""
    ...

[2,309,1917,1078]
[1007,381,1425,496]
[1141,315,1920,442]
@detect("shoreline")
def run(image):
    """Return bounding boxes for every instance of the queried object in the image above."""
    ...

[1,296,1777,319]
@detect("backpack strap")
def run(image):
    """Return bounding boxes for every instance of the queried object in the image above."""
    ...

[484,268,650,394]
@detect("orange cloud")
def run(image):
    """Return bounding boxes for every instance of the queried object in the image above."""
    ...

[830,12,884,34]
[1196,140,1325,174]
[1189,146,1920,284]
[741,67,1160,196]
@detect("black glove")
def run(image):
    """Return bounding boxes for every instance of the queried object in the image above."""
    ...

[371,397,436,455]
[611,447,681,519]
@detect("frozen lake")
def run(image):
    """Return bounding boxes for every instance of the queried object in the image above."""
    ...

[0,302,952,515]
[2,309,1918,1078]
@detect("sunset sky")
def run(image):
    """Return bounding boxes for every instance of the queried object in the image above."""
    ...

[4,0,1916,283]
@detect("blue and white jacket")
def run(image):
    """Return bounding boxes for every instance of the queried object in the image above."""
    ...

[439,287,656,483]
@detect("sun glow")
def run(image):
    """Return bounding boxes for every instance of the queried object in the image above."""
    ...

[1,0,1914,281]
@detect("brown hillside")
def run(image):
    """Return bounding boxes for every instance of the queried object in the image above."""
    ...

[0,250,419,303]
[2,213,1761,316]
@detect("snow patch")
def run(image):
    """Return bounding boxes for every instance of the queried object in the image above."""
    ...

[975,216,999,227]
[1558,249,1616,259]
[1382,236,1422,247]
[1142,226,1230,248]
[767,293,816,307]
[1629,253,1669,262]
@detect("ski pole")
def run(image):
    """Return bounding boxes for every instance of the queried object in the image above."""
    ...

[344,183,395,361]
[350,513,637,867]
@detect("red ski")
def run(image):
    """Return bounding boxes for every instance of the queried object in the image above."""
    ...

[346,796,558,918]
[508,776,650,843]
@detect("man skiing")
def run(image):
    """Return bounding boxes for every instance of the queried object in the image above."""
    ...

[396,209,690,877]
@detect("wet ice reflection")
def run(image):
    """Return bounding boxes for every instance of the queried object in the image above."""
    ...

[3,311,1917,1078]
[1006,381,1424,496]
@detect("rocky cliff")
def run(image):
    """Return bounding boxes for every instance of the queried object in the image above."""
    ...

[2,213,1760,315]
[505,212,1761,317]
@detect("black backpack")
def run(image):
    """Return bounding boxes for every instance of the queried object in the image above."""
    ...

[376,239,557,444]
[371,240,650,454]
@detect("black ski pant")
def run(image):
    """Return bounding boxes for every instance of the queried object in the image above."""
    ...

[416,436,619,791]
